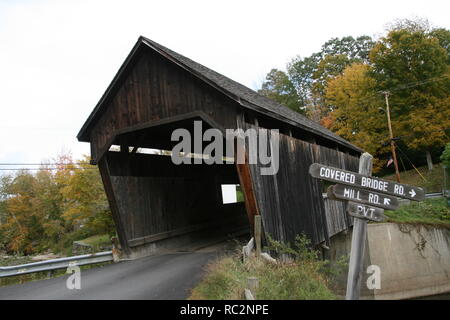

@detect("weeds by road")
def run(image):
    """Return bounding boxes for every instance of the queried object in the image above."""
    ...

[190,234,345,300]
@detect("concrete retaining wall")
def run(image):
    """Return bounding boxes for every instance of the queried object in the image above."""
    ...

[329,223,450,300]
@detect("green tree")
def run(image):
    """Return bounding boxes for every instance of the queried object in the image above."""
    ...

[285,35,374,120]
[430,28,450,63]
[441,143,450,168]
[258,69,304,114]
[321,36,374,62]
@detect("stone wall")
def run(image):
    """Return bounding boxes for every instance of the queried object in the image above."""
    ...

[329,223,450,300]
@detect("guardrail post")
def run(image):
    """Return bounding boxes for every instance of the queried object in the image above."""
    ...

[47,270,54,279]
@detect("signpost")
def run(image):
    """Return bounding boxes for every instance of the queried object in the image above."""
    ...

[309,163,425,201]
[346,202,385,222]
[309,153,425,300]
[328,184,399,210]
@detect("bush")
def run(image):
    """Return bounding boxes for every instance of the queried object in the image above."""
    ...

[190,234,344,300]
[440,143,450,168]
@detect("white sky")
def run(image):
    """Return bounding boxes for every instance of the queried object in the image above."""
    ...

[0,0,449,167]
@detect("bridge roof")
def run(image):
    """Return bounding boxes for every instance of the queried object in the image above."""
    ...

[77,36,362,153]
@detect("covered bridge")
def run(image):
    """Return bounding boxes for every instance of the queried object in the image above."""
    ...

[77,36,362,257]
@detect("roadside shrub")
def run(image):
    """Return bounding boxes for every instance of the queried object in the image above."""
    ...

[190,234,344,300]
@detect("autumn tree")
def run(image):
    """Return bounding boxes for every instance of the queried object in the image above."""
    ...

[369,26,450,169]
[325,63,388,170]
[0,153,114,255]
[61,156,114,236]
[0,171,42,254]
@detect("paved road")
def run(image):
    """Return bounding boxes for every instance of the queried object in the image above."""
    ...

[0,252,218,300]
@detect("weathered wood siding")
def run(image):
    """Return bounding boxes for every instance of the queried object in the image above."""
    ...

[313,144,359,238]
[90,47,238,161]
[241,122,359,246]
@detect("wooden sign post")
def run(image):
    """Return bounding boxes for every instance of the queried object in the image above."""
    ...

[346,152,372,300]
[309,152,425,300]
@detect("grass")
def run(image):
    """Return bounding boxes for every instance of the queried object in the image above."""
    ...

[189,235,343,300]
[385,198,450,229]
[0,255,34,267]
[382,164,445,193]
[77,234,111,250]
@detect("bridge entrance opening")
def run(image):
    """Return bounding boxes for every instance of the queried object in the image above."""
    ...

[99,117,251,258]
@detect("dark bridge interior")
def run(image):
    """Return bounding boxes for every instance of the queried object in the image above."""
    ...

[99,117,250,256]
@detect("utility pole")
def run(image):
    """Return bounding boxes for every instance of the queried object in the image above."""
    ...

[383,91,401,183]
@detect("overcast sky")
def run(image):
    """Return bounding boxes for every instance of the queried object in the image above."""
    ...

[0,0,449,169]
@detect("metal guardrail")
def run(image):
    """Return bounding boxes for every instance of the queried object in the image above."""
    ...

[424,192,445,199]
[0,251,113,278]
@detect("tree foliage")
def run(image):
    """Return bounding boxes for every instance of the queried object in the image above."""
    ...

[441,143,450,168]
[258,69,304,113]
[0,154,114,255]
[259,18,449,172]
[369,27,450,153]
[325,63,388,170]
[286,35,375,120]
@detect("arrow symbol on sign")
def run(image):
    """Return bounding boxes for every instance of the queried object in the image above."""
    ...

[409,189,416,198]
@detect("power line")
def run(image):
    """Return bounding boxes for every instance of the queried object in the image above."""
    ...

[327,73,450,107]
[0,167,98,171]
[380,127,450,144]
[385,74,450,93]
[395,143,427,181]
[0,163,94,166]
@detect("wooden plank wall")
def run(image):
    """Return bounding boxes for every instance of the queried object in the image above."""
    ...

[312,144,359,238]
[242,123,359,247]
[89,48,238,161]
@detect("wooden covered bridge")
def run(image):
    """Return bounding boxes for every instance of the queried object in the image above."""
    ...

[77,36,362,257]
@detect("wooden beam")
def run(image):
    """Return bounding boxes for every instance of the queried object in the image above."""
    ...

[128,217,248,247]
[97,157,130,254]
[92,111,225,164]
[235,145,260,234]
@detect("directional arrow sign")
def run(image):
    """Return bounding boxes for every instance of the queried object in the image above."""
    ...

[347,202,386,222]
[328,184,399,210]
[309,163,425,201]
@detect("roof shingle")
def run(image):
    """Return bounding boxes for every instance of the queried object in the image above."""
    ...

[78,36,362,153]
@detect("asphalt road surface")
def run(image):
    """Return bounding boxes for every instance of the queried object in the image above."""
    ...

[0,252,218,300]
